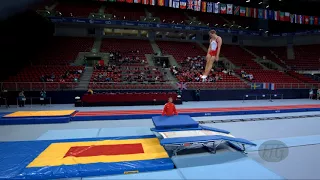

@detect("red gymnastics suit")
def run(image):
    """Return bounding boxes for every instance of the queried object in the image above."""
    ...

[162,102,178,116]
[208,39,218,57]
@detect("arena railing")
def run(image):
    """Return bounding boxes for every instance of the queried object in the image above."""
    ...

[0,82,319,91]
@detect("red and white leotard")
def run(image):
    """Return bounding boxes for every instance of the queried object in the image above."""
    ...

[208,39,218,56]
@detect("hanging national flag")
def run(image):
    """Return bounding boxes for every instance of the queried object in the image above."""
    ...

[258,9,263,19]
[246,7,250,17]
[220,3,226,14]
[290,14,295,23]
[134,0,141,3]
[173,0,179,8]
[179,0,186,9]
[234,6,240,15]
[177,82,187,90]
[142,0,149,4]
[207,2,213,13]
[201,1,206,12]
[157,0,164,6]
[264,10,268,19]
[268,10,274,20]
[213,3,220,13]
[310,16,314,25]
[279,12,284,21]
[295,14,299,23]
[126,0,133,3]
[315,17,318,25]
[169,0,173,7]
[150,0,156,5]
[284,12,290,22]
[274,11,279,21]
[194,0,201,11]
[299,15,304,24]
[304,16,309,24]
[187,0,193,9]
[240,6,246,16]
[251,8,257,18]
[227,4,233,14]
[269,83,275,90]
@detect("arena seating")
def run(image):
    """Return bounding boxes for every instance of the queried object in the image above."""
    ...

[287,71,319,84]
[54,3,100,17]
[224,16,258,30]
[90,65,172,89]
[238,69,302,84]
[100,38,153,61]
[82,92,177,104]
[156,41,205,63]
[105,3,146,21]
[246,46,287,68]
[148,6,188,24]
[34,37,94,65]
[221,45,262,69]
[187,11,226,26]
[3,66,84,90]
[287,45,320,70]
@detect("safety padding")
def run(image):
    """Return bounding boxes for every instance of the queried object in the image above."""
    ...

[152,115,199,130]
[0,135,174,179]
[72,105,320,121]
[160,135,257,146]
[0,110,76,125]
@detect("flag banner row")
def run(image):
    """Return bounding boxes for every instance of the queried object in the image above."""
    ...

[49,17,320,37]
[104,0,320,26]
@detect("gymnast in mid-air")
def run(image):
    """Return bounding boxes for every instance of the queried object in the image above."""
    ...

[201,29,222,82]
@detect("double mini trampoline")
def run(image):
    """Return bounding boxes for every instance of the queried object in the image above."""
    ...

[151,115,256,156]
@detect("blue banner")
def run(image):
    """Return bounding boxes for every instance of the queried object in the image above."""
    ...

[49,17,320,37]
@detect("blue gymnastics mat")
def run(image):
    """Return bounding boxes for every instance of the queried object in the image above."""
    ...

[72,107,320,121]
[37,127,155,140]
[172,152,283,179]
[0,135,174,180]
[82,170,184,180]
[248,135,320,152]
[152,115,199,130]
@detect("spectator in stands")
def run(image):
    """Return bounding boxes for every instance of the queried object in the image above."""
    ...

[40,75,45,82]
[317,88,320,100]
[18,90,25,107]
[195,89,200,101]
[162,97,178,116]
[40,89,46,106]
[309,88,314,99]
[87,89,93,95]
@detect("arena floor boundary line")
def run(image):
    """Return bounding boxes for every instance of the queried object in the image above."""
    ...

[72,104,320,121]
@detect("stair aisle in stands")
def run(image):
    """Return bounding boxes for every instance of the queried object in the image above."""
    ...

[75,67,94,90]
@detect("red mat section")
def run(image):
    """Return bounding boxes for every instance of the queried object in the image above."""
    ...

[75,104,320,116]
[64,143,144,158]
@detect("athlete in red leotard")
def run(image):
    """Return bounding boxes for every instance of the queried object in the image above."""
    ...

[201,30,222,81]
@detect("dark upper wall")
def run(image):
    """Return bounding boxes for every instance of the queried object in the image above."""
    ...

[0,10,54,80]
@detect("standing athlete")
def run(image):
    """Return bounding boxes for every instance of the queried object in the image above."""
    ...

[201,30,222,81]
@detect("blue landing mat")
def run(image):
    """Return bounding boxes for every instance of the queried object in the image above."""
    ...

[72,107,320,121]
[37,127,154,140]
[152,115,199,130]
[172,152,283,179]
[248,135,320,152]
[83,170,184,180]
[0,135,174,180]
[0,116,71,125]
